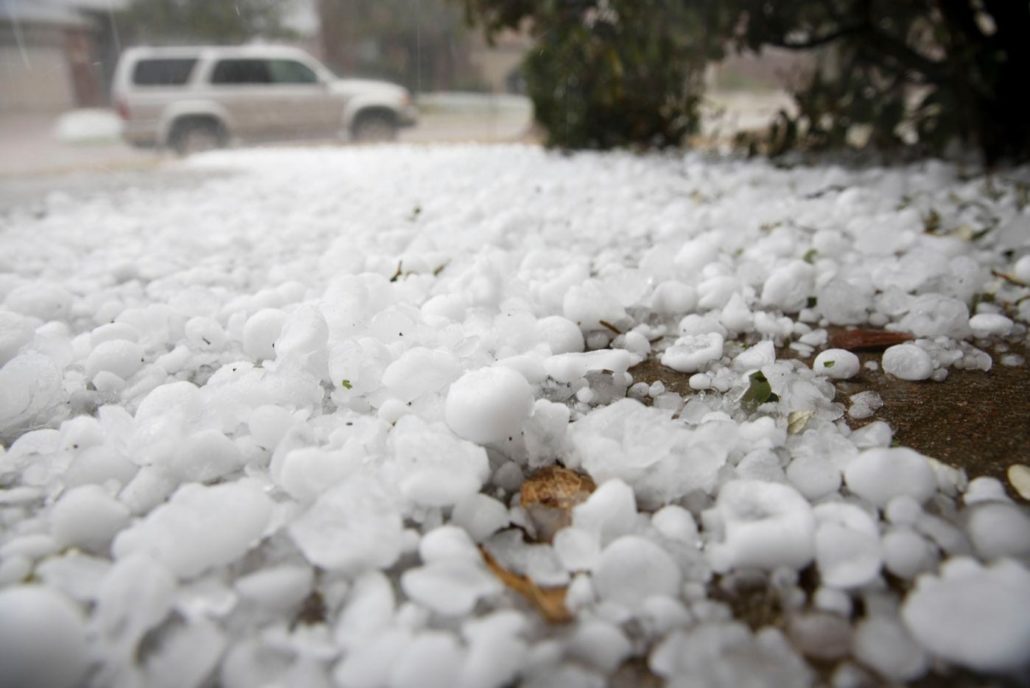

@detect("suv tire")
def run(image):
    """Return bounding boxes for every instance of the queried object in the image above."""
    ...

[170,118,226,156]
[352,110,398,143]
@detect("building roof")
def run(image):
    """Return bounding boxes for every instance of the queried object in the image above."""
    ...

[0,0,128,28]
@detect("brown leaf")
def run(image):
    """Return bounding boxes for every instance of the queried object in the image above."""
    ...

[520,466,596,542]
[480,546,571,624]
[829,328,913,351]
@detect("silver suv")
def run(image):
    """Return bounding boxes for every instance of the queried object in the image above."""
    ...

[112,45,418,153]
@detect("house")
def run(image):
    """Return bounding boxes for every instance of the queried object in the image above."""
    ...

[0,0,126,112]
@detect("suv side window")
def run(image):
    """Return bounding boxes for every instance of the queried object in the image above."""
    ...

[210,59,272,85]
[133,58,197,86]
[268,60,320,85]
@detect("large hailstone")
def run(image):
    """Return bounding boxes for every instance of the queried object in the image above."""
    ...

[902,558,1030,674]
[843,447,936,506]
[882,344,933,381]
[0,586,88,688]
[112,480,273,578]
[288,476,404,572]
[445,366,533,445]
[704,480,815,572]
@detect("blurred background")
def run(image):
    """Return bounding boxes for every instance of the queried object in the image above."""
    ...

[0,0,798,177]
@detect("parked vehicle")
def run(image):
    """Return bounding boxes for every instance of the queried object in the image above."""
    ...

[112,45,418,154]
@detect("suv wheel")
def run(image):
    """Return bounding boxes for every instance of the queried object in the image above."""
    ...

[352,111,398,143]
[170,119,225,156]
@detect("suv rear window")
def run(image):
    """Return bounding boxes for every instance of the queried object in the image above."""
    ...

[132,58,197,86]
[211,59,272,85]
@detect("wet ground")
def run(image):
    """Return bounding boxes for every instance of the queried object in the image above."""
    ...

[630,341,1030,500]
[628,338,1029,687]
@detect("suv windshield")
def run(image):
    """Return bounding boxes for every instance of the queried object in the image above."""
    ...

[132,58,198,86]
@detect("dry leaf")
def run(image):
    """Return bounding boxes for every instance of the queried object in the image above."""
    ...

[520,466,596,542]
[829,328,913,351]
[787,410,815,435]
[480,547,571,623]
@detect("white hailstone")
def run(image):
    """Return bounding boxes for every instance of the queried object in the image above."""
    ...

[0,586,88,688]
[733,340,775,371]
[651,505,700,546]
[720,293,753,333]
[850,420,892,448]
[852,616,928,682]
[619,331,651,357]
[554,526,601,571]
[112,480,273,578]
[885,495,922,525]
[335,629,414,688]
[400,559,501,616]
[91,322,140,346]
[171,429,244,483]
[536,315,585,354]
[276,446,356,502]
[567,621,632,673]
[962,476,1010,505]
[241,308,287,361]
[761,261,815,313]
[451,493,509,543]
[141,618,226,688]
[382,347,462,403]
[705,480,815,572]
[274,305,329,377]
[562,280,627,331]
[571,478,637,545]
[813,502,882,589]
[882,528,934,579]
[812,349,860,379]
[246,404,295,450]
[898,294,970,338]
[0,310,34,366]
[844,447,936,506]
[4,282,72,321]
[882,344,933,381]
[390,631,465,688]
[593,535,682,607]
[650,280,697,315]
[419,525,480,563]
[902,558,1030,673]
[288,476,404,573]
[697,275,739,309]
[817,278,870,325]
[335,571,396,654]
[786,455,842,501]
[1013,254,1030,283]
[674,234,720,275]
[0,351,66,434]
[688,373,711,390]
[183,317,226,350]
[968,313,1013,338]
[459,611,529,688]
[660,332,724,373]
[445,366,533,445]
[964,502,1030,560]
[390,416,490,507]
[234,565,313,612]
[543,350,637,384]
[50,485,130,553]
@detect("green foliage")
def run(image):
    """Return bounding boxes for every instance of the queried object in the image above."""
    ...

[464,0,1030,162]
[118,0,295,45]
[464,0,734,149]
